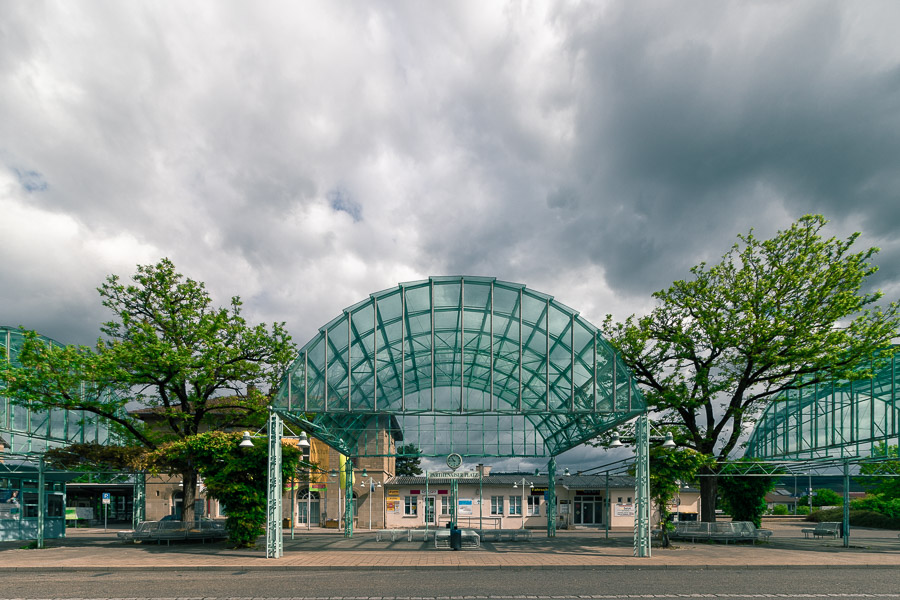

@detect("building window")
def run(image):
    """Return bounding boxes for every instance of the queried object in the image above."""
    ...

[508,495,522,516]
[527,495,540,516]
[490,496,504,515]
[404,496,417,516]
[441,496,450,515]
[47,494,64,518]
[23,492,38,518]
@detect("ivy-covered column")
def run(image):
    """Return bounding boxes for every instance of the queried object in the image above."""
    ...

[343,458,354,538]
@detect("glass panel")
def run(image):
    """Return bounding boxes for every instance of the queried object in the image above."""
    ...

[0,488,21,520]
[23,492,38,518]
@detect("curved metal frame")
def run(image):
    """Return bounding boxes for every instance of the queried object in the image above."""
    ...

[746,350,900,460]
[1,326,119,453]
[272,276,646,458]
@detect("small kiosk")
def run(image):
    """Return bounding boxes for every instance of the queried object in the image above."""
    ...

[0,463,74,543]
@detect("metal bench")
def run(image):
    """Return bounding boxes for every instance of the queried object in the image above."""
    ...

[802,521,841,539]
[407,529,434,542]
[117,520,157,542]
[117,519,227,545]
[376,529,405,541]
[477,528,532,542]
[670,521,761,544]
[731,521,772,544]
[186,519,227,543]
[434,528,480,549]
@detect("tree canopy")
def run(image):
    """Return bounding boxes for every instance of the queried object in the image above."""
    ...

[2,258,295,521]
[604,215,900,520]
[634,446,711,546]
[395,444,424,476]
[858,444,900,499]
[719,474,778,528]
[147,431,304,547]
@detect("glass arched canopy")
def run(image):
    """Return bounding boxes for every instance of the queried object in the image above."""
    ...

[745,349,900,461]
[272,276,646,458]
[1,326,119,453]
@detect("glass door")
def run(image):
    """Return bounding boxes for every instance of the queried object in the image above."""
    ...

[425,497,436,525]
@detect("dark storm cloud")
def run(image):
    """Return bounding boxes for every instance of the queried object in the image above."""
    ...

[545,1,900,296]
[1,0,898,353]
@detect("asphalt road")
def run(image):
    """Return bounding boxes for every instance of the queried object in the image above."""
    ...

[3,567,900,599]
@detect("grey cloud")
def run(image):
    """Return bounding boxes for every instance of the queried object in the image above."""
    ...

[2,1,899,352]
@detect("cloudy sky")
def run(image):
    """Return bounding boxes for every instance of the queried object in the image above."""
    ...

[3,1,900,470]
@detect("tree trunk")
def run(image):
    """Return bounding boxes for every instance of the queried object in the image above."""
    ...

[181,469,198,523]
[699,472,718,522]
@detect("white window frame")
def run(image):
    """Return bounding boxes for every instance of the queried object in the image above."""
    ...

[508,495,522,516]
[490,495,504,515]
[527,495,540,516]
[404,496,417,516]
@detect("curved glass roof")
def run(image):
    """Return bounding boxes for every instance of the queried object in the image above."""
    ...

[273,276,646,458]
[1,326,119,453]
[745,349,900,460]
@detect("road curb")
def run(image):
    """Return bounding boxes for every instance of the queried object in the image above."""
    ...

[2,563,899,572]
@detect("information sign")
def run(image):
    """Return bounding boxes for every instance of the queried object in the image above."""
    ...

[458,499,473,516]
[102,492,111,505]
[426,471,481,479]
[614,503,635,517]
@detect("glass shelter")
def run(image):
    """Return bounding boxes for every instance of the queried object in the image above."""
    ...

[266,276,649,557]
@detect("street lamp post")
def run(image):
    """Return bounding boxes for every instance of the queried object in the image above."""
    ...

[358,468,382,530]
[606,416,678,557]
[512,477,533,529]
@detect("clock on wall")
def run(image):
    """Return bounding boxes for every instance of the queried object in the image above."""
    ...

[447,453,462,470]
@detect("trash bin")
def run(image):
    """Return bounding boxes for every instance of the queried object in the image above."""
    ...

[450,526,462,551]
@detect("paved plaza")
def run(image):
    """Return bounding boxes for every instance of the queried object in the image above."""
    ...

[0,518,898,571]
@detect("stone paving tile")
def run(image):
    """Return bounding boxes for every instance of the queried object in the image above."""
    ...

[0,519,898,570]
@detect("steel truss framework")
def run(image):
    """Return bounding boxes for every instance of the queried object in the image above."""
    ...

[745,350,900,461]
[1,326,120,453]
[272,277,646,458]
[266,277,648,557]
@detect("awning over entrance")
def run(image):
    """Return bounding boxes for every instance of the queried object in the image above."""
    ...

[272,276,645,458]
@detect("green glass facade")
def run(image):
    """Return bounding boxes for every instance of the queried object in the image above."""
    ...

[745,350,900,460]
[272,276,646,458]
[1,326,118,453]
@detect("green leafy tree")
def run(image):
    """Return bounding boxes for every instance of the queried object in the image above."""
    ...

[603,215,899,521]
[148,431,303,547]
[632,446,712,547]
[799,488,843,507]
[719,474,778,527]
[395,444,423,476]
[858,444,900,498]
[1,259,295,522]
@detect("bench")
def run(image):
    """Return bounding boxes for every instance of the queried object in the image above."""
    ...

[407,529,434,542]
[669,521,768,544]
[477,528,533,542]
[801,521,841,539]
[434,528,480,549]
[117,520,157,542]
[731,521,772,544]
[116,519,227,545]
[376,529,405,542]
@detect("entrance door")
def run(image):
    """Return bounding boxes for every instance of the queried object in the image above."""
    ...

[298,491,320,526]
[425,497,436,525]
[582,500,596,524]
[574,496,603,525]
